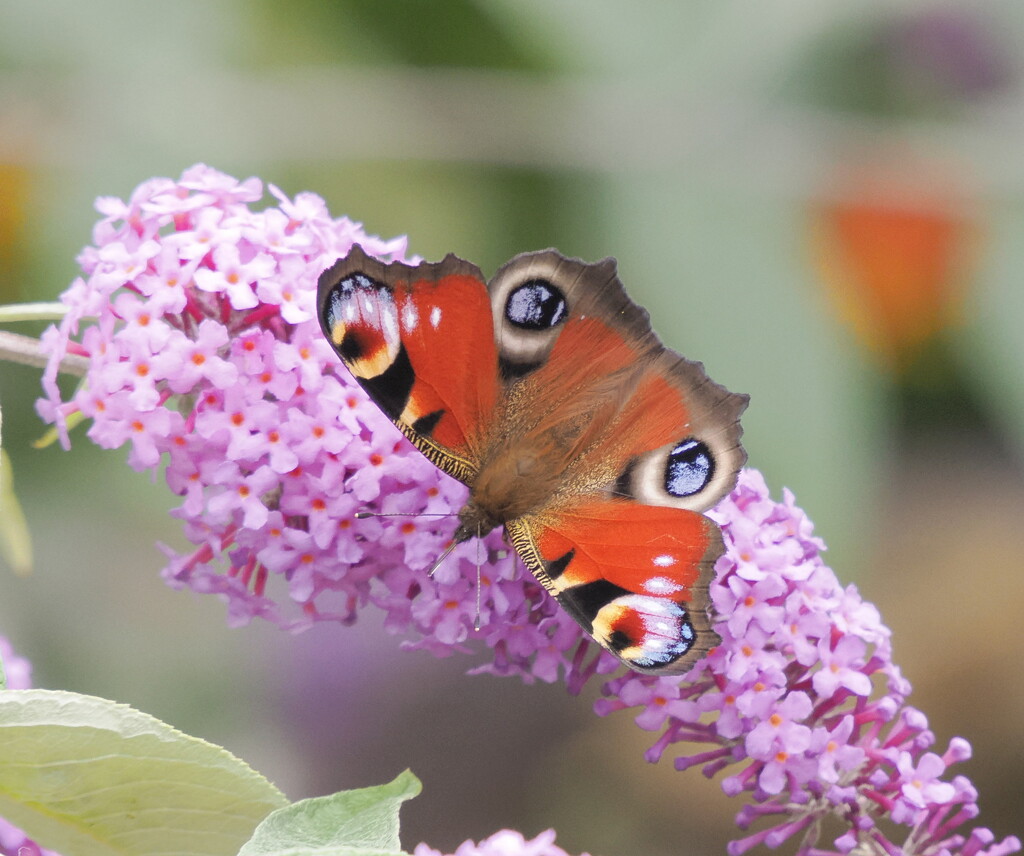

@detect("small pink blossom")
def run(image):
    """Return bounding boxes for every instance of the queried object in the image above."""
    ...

[193,243,276,309]
[809,716,865,784]
[414,829,592,856]
[811,633,873,697]
[150,319,238,393]
[745,692,813,761]
[894,751,957,817]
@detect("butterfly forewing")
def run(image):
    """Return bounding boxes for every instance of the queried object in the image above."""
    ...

[317,246,501,482]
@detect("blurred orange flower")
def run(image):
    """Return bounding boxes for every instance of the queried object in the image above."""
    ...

[0,162,31,302]
[812,158,980,372]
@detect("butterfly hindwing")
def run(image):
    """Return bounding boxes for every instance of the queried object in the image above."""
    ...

[507,503,722,673]
[317,246,500,482]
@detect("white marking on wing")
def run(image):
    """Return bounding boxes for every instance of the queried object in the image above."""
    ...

[402,300,419,331]
[382,306,399,340]
[644,576,683,595]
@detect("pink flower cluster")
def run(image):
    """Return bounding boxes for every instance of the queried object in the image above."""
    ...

[594,469,1017,856]
[36,167,1019,855]
[0,637,58,856]
[0,636,30,692]
[415,829,590,856]
[36,165,615,677]
[37,165,520,636]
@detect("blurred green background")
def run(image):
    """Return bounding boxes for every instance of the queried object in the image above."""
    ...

[1,2,1022,853]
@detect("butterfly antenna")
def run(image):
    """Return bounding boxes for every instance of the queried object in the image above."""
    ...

[474,525,483,631]
[358,508,460,578]
[355,510,453,519]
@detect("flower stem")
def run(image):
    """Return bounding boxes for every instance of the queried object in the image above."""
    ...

[0,331,88,375]
[0,302,68,322]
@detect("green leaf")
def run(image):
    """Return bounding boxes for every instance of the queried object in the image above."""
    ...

[239,848,406,856]
[241,850,408,856]
[238,770,422,856]
[0,689,289,856]
[0,447,33,576]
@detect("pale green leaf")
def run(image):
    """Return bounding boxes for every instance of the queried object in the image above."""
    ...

[0,689,289,856]
[239,849,404,856]
[0,448,32,576]
[238,770,421,856]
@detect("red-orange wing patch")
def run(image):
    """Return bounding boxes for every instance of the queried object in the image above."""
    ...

[317,246,499,482]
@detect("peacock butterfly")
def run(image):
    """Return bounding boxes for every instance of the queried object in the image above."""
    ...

[316,246,747,674]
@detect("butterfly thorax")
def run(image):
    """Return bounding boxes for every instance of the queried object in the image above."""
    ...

[453,399,612,544]
[454,442,562,542]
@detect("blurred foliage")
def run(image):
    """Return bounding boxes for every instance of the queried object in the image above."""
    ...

[793,8,1014,118]
[249,0,564,71]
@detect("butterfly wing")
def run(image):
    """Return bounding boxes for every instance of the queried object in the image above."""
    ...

[507,504,722,673]
[317,245,500,482]
[487,251,747,673]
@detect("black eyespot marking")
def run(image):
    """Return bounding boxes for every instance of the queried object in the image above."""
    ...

[505,279,568,330]
[557,578,630,632]
[325,273,373,310]
[346,272,377,291]
[498,357,543,382]
[607,628,633,652]
[665,438,714,498]
[412,409,444,436]
[339,329,369,362]
[359,345,414,421]
[544,548,575,580]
